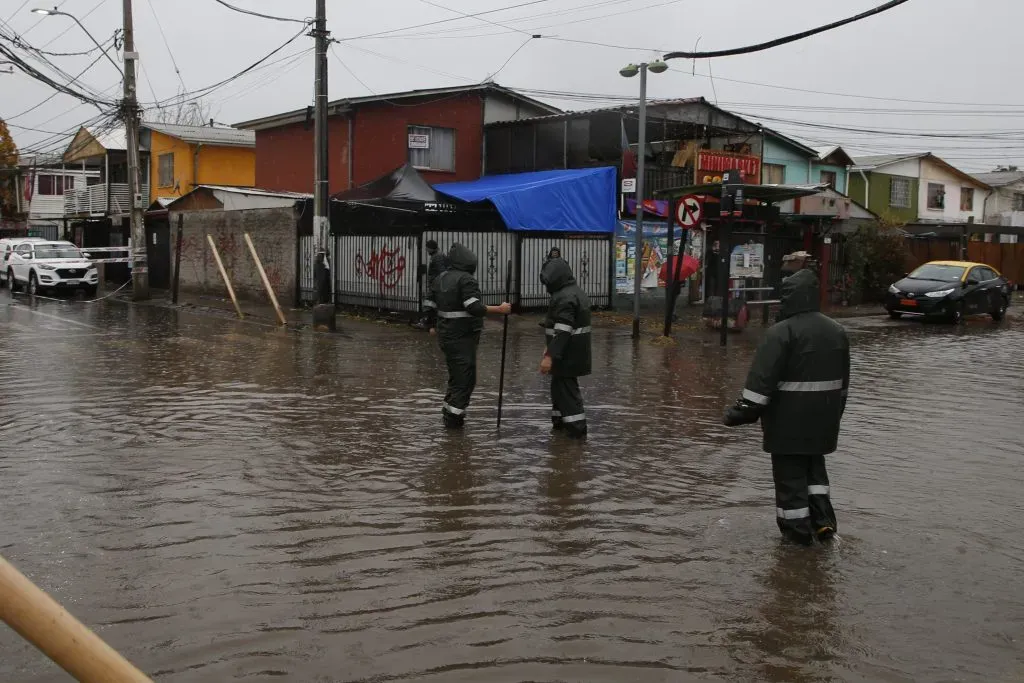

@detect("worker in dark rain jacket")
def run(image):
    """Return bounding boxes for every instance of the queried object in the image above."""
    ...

[416,239,449,332]
[433,243,511,428]
[723,268,850,545]
[540,258,592,439]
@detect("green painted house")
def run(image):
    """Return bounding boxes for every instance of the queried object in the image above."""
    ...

[849,153,922,224]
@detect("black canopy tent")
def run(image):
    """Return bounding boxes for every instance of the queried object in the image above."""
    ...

[297,164,505,236]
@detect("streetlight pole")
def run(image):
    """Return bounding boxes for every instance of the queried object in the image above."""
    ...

[310,0,336,330]
[620,60,667,339]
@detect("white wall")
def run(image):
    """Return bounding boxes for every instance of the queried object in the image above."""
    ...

[917,158,986,223]
[984,179,1024,218]
[27,168,97,220]
[875,157,921,178]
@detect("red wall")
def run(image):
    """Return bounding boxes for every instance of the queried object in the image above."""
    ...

[254,117,350,194]
[253,93,484,194]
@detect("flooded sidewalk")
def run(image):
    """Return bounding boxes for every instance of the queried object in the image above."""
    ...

[1,290,1022,682]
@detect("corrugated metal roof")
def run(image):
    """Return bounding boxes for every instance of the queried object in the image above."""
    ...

[971,170,1024,187]
[234,82,561,131]
[144,122,255,147]
[199,185,312,199]
[850,153,926,170]
[92,127,128,151]
[485,97,708,126]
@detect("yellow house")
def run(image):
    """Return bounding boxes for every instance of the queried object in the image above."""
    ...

[141,122,255,203]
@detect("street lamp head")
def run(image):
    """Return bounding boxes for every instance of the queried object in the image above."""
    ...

[619,63,640,78]
[31,8,57,15]
[648,59,668,74]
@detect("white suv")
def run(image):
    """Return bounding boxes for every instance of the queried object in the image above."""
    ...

[0,237,48,288]
[6,241,99,297]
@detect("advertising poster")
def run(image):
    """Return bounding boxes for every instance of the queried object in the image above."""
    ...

[615,220,690,294]
[730,241,765,279]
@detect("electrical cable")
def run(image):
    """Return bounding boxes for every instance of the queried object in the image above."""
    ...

[664,0,912,60]
[209,0,310,24]
[329,45,375,95]
[484,36,534,82]
[145,0,187,92]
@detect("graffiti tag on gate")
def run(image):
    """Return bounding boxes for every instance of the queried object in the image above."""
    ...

[355,245,407,292]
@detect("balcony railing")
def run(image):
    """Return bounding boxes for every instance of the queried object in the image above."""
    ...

[64,183,150,216]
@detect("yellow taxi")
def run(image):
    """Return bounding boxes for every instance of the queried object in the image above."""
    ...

[886,260,1012,323]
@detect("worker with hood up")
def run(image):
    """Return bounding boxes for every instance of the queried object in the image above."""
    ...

[415,239,449,332]
[723,267,850,545]
[540,257,592,439]
[432,242,511,429]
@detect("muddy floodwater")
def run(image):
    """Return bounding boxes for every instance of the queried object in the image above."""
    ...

[1,292,1023,682]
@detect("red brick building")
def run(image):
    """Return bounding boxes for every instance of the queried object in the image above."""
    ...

[234,84,559,194]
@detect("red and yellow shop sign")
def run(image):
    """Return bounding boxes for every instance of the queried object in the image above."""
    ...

[697,151,761,185]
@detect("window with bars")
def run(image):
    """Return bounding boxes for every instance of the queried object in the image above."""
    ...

[762,163,785,185]
[927,182,945,210]
[1013,193,1024,211]
[408,125,455,172]
[889,176,911,208]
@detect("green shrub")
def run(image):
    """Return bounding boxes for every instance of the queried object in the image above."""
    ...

[846,223,909,303]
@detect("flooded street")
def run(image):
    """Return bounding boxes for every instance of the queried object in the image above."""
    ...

[1,292,1022,682]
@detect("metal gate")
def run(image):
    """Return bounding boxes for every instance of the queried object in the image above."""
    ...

[335,234,420,312]
[423,231,516,306]
[297,234,316,304]
[519,236,612,308]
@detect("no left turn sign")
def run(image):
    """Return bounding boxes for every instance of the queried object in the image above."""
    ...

[675,194,703,228]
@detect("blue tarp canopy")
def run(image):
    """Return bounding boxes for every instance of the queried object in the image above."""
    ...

[435,167,617,234]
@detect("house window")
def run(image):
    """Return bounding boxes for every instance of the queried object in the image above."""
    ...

[408,126,455,172]
[960,187,975,212]
[762,163,785,184]
[820,170,837,189]
[1013,193,1024,211]
[927,182,945,210]
[889,176,911,208]
[37,175,72,195]
[158,153,175,188]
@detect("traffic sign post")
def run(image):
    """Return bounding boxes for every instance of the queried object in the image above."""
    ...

[674,194,703,229]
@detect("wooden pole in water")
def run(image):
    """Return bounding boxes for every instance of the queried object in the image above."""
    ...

[243,233,287,326]
[496,259,513,431]
[207,234,244,319]
[172,214,183,305]
[0,555,152,683]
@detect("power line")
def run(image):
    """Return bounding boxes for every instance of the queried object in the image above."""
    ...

[417,0,533,37]
[145,0,187,91]
[3,47,111,120]
[485,36,535,82]
[664,0,912,60]
[209,0,310,24]
[329,44,375,94]
[338,0,556,41]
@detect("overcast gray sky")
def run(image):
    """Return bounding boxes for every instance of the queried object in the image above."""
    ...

[3,0,1023,171]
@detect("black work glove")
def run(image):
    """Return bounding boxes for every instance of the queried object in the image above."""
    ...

[723,398,761,427]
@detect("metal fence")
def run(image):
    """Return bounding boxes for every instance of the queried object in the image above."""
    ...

[335,234,421,312]
[296,230,615,312]
[423,231,517,305]
[520,236,612,308]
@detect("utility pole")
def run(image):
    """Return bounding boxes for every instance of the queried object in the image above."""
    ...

[310,0,336,329]
[122,0,148,300]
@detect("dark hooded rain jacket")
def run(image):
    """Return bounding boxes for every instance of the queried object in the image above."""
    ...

[433,243,488,342]
[542,258,592,378]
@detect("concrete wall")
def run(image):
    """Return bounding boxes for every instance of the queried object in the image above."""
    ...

[984,179,1024,218]
[170,206,298,306]
[918,158,986,223]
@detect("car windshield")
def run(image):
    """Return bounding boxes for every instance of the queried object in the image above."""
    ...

[908,264,965,282]
[34,245,83,259]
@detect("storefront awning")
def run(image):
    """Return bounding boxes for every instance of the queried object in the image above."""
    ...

[435,167,617,234]
[656,183,828,203]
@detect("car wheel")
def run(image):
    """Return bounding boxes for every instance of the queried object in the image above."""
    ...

[28,272,39,297]
[888,311,903,320]
[991,297,1009,321]
[949,300,965,325]
[8,268,20,293]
